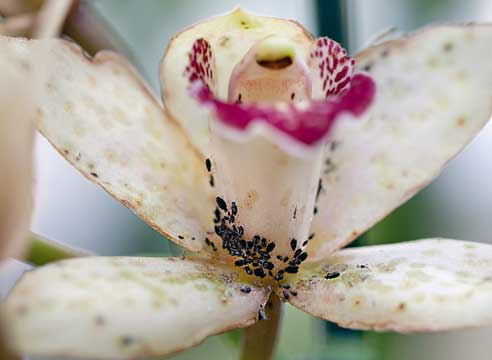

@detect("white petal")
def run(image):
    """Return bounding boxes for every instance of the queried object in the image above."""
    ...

[0,40,37,259]
[1,256,270,359]
[309,25,492,259]
[285,239,492,332]
[0,36,218,255]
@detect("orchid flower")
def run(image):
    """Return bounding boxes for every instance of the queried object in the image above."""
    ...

[3,8,492,360]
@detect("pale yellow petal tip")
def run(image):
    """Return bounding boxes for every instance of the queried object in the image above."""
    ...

[224,7,264,30]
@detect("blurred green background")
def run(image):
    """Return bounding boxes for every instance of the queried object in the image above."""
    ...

[19,0,492,359]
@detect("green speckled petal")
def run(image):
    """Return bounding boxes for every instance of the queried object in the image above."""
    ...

[2,256,270,359]
[308,25,492,260]
[284,239,492,332]
[0,36,217,255]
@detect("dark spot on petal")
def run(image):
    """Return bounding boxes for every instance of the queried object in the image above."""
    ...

[362,63,373,72]
[443,42,453,52]
[94,315,105,326]
[119,335,134,347]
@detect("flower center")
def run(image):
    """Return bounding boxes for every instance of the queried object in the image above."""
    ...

[203,37,322,282]
[186,36,375,283]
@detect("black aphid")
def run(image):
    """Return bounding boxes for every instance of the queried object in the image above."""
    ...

[285,266,299,274]
[290,238,297,251]
[239,285,251,293]
[254,268,266,278]
[325,271,340,279]
[216,196,228,211]
[258,307,267,320]
[298,252,308,262]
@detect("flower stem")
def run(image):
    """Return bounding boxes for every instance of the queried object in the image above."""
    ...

[24,232,91,266]
[241,293,283,360]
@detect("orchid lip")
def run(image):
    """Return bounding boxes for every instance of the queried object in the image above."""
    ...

[186,36,376,150]
[190,72,376,149]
